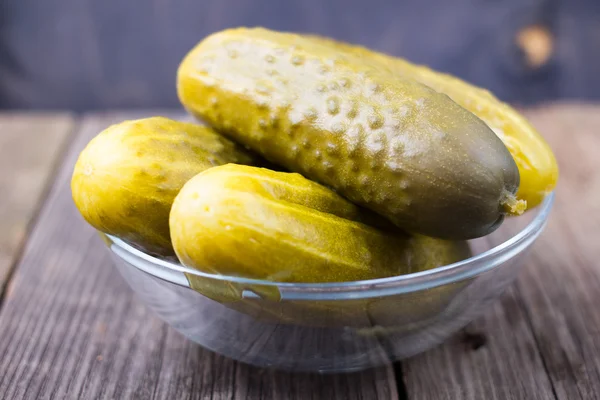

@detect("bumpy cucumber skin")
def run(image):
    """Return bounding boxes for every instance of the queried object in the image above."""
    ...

[170,164,471,284]
[71,117,256,255]
[171,164,472,326]
[307,34,558,209]
[177,27,520,239]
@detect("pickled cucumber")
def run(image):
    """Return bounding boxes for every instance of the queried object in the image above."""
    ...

[307,34,558,208]
[170,164,472,326]
[178,27,522,240]
[170,164,470,283]
[71,117,256,255]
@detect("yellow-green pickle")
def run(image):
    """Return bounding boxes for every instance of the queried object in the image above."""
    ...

[178,27,524,240]
[170,164,472,326]
[71,117,256,255]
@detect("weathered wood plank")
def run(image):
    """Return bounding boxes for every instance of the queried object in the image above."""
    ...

[0,113,74,291]
[0,112,398,400]
[511,105,600,400]
[402,285,556,400]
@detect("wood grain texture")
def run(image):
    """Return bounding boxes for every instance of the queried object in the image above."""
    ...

[512,104,600,400]
[0,113,74,291]
[0,113,398,400]
[402,286,556,400]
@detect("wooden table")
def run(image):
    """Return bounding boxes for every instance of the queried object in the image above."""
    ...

[0,104,598,399]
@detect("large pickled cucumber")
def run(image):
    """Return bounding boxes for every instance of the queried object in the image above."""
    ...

[178,27,522,240]
[170,164,471,326]
[170,164,470,283]
[71,117,256,255]
[307,34,558,209]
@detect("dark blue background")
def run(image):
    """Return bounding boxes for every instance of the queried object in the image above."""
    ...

[1,0,598,110]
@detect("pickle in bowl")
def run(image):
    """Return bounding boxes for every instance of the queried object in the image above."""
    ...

[71,117,256,256]
[169,164,472,326]
[305,33,559,209]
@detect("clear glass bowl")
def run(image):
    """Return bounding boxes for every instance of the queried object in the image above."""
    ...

[103,193,554,373]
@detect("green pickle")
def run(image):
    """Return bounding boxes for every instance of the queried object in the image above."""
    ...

[178,27,522,240]
[71,117,256,255]
[169,164,472,326]
[306,33,557,209]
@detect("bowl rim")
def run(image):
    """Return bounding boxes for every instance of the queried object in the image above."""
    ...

[106,192,554,298]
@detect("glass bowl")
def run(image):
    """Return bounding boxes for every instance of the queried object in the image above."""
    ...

[102,193,554,373]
